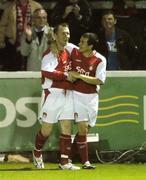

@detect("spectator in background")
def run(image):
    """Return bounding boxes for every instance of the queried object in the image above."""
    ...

[50,0,93,45]
[112,0,144,52]
[0,0,42,71]
[137,24,146,70]
[113,0,137,18]
[20,8,54,71]
[97,10,138,70]
[0,0,15,70]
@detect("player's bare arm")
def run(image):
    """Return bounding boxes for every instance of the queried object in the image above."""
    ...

[79,74,104,85]
[69,71,103,85]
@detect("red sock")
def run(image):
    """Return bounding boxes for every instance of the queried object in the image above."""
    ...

[59,134,71,165]
[70,133,78,160]
[76,134,88,164]
[34,130,48,157]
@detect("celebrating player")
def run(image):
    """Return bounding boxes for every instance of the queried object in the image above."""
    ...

[32,22,80,170]
[68,32,106,169]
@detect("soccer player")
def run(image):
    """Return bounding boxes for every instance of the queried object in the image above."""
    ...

[32,22,80,170]
[68,32,106,169]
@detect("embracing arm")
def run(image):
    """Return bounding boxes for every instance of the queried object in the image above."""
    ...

[68,56,106,85]
[41,70,67,81]
[68,71,103,85]
[78,74,103,85]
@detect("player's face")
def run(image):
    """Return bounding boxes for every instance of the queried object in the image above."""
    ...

[102,14,116,31]
[79,37,91,53]
[55,26,70,48]
[33,10,47,29]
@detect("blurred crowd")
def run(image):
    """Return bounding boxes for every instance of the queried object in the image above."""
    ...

[0,0,146,71]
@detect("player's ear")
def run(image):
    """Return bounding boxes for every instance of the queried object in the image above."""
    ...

[89,44,93,50]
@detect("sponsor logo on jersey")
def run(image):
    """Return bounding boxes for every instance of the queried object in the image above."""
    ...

[76,66,90,76]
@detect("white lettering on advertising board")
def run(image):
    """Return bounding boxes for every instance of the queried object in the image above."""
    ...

[0,97,40,128]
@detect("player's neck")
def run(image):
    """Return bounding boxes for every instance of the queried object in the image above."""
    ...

[56,42,64,51]
[83,50,93,58]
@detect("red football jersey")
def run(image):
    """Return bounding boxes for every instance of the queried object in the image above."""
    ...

[41,48,72,90]
[71,48,106,94]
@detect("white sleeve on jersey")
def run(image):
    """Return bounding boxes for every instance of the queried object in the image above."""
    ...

[41,52,58,72]
[65,43,79,54]
[95,52,107,83]
[41,52,59,89]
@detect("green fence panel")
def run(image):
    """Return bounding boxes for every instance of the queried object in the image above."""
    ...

[0,71,146,151]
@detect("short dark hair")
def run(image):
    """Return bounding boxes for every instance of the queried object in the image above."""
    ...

[101,10,116,19]
[82,33,99,50]
[53,22,69,34]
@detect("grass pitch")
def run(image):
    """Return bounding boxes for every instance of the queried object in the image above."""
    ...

[0,162,146,180]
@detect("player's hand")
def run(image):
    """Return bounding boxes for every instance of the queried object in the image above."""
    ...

[67,72,77,82]
[67,76,76,83]
[69,71,80,78]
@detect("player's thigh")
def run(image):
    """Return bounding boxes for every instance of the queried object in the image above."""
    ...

[73,91,89,121]
[59,120,73,135]
[87,94,99,127]
[77,121,88,135]
[40,90,66,124]
[59,90,74,120]
[41,122,54,137]
[73,91,99,127]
